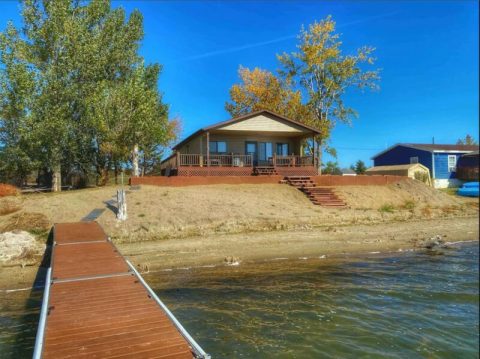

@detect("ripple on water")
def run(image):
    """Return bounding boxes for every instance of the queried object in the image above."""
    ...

[149,243,479,358]
[0,242,478,358]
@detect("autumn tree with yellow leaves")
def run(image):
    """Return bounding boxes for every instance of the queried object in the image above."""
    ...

[225,66,313,122]
[226,16,380,172]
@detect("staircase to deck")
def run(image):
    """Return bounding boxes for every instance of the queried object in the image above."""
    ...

[285,176,347,208]
[254,166,278,176]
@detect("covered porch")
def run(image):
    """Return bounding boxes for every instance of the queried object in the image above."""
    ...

[160,110,321,176]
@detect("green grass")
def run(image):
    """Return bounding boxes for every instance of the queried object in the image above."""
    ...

[402,200,416,210]
[378,203,395,213]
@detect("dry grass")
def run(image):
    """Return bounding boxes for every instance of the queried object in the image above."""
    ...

[0,199,22,216]
[0,181,476,242]
[1,212,51,234]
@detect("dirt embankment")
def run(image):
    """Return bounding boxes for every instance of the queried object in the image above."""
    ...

[0,180,478,289]
[0,180,477,244]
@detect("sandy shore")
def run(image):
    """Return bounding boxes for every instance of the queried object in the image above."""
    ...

[2,216,477,291]
[118,216,479,271]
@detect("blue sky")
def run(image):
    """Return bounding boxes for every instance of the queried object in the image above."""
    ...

[1,1,478,167]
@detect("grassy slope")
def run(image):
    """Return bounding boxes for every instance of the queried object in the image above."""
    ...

[0,181,476,244]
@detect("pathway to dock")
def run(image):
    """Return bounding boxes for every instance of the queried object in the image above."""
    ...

[34,221,209,359]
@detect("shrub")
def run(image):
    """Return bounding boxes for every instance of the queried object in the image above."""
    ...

[0,184,18,197]
[402,200,416,210]
[379,203,395,213]
[421,206,432,218]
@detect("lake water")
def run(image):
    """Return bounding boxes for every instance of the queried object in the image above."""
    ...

[1,242,478,358]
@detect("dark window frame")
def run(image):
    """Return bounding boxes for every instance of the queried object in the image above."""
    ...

[209,141,227,154]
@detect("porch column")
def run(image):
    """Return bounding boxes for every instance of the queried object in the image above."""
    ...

[312,134,317,171]
[206,131,210,167]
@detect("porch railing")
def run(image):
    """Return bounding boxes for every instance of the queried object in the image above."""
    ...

[178,154,253,167]
[274,155,315,167]
[172,153,315,168]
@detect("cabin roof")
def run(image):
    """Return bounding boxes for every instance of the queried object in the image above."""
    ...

[372,143,479,159]
[172,110,321,150]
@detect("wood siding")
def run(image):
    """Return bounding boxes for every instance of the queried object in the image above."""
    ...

[177,133,304,155]
[217,114,308,133]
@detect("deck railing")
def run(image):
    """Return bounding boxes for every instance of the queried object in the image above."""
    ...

[275,155,314,167]
[172,153,315,168]
[178,153,253,167]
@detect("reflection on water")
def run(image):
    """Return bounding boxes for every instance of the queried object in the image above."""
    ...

[0,242,478,358]
[0,288,41,358]
[148,243,479,358]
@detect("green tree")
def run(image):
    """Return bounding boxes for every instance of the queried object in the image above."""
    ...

[322,161,342,175]
[278,16,380,172]
[0,22,37,186]
[350,160,367,174]
[456,134,478,146]
[0,0,175,189]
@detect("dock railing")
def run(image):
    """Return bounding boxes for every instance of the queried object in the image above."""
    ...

[126,261,211,359]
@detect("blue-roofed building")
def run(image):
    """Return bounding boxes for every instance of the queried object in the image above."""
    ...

[371,144,479,188]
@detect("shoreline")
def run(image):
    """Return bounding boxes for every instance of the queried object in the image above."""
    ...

[119,216,479,271]
[2,216,477,291]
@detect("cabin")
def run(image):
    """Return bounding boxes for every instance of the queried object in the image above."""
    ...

[371,143,479,188]
[161,110,322,177]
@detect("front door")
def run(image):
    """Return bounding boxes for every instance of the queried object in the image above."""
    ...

[258,142,273,166]
[245,142,258,166]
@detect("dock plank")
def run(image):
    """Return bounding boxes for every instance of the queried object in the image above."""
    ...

[37,222,201,359]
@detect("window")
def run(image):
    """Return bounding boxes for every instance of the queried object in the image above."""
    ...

[209,141,227,153]
[410,156,419,164]
[246,142,257,154]
[276,143,289,156]
[448,155,457,172]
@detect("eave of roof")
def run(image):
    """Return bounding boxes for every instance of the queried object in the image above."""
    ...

[371,143,479,159]
[172,109,322,150]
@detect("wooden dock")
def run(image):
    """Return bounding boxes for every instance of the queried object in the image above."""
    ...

[33,222,209,359]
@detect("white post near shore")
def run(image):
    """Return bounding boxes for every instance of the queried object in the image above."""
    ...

[117,189,127,221]
[117,171,127,221]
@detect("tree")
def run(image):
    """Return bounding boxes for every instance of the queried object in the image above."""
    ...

[225,66,313,122]
[456,135,478,146]
[278,16,380,172]
[322,161,341,175]
[0,22,37,186]
[350,160,367,174]
[0,0,175,189]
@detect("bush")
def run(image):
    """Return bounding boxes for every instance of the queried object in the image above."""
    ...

[402,200,416,210]
[0,184,18,197]
[379,203,395,213]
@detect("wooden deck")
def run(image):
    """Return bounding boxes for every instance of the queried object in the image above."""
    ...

[34,222,209,359]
